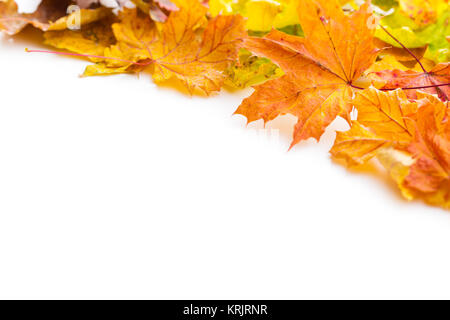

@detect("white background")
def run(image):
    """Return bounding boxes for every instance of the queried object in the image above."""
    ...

[1,21,450,300]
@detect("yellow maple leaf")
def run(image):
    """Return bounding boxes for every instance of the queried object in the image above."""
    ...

[332,88,450,209]
[80,0,246,94]
[331,88,418,166]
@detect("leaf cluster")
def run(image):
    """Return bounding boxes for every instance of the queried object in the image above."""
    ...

[0,0,449,209]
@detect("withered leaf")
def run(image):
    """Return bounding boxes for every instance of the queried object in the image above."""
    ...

[81,1,246,94]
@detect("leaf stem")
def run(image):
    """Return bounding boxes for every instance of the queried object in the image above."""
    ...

[382,83,450,91]
[379,25,427,73]
[25,48,152,66]
[350,83,450,91]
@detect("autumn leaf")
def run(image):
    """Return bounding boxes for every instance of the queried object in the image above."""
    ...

[43,14,117,61]
[374,38,427,63]
[209,0,301,32]
[402,93,449,206]
[78,1,246,94]
[367,54,436,73]
[210,0,352,33]
[331,88,450,209]
[373,63,450,101]
[398,0,447,27]
[0,0,110,35]
[235,0,378,148]
[2,0,448,210]
[331,87,417,166]
[380,93,450,209]
[30,0,133,9]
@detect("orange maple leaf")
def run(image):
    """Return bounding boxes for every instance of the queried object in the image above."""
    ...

[331,88,449,209]
[401,93,450,207]
[234,0,378,148]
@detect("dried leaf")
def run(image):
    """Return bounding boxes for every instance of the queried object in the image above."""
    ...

[82,2,246,94]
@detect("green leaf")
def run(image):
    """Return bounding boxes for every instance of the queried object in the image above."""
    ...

[375,2,450,62]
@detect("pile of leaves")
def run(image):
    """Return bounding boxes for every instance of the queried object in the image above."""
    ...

[1,0,449,209]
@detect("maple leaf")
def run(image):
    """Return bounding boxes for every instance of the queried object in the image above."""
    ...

[235,0,379,148]
[330,87,418,166]
[78,1,246,94]
[373,63,450,101]
[4,0,447,211]
[331,88,450,209]
[0,0,110,35]
[401,93,449,208]
[378,93,450,209]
